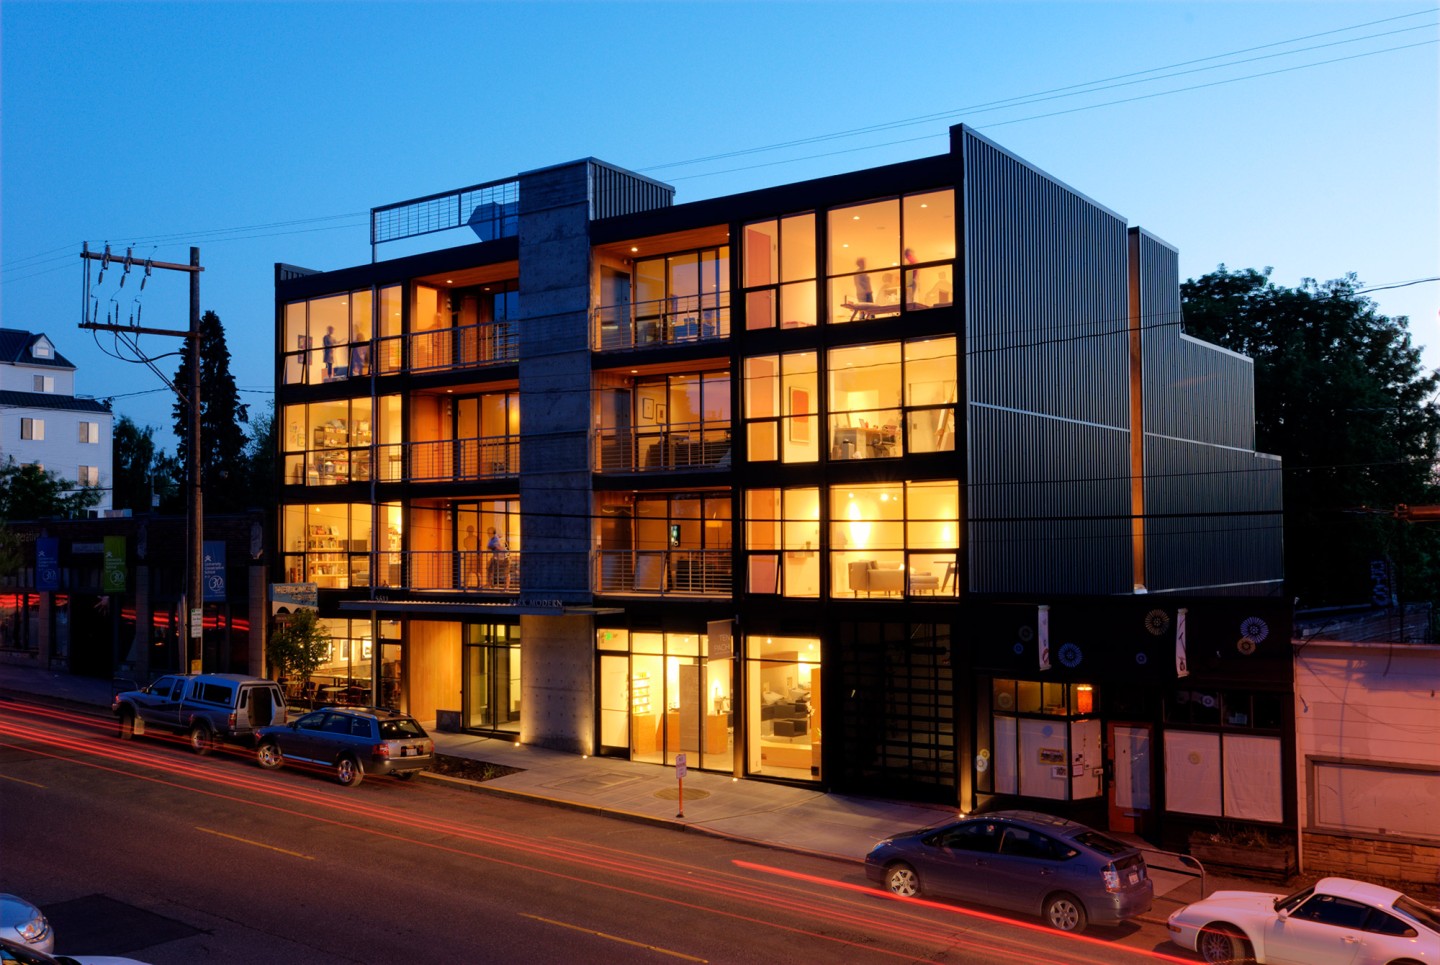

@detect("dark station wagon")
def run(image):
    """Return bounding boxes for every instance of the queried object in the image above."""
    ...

[254,706,434,787]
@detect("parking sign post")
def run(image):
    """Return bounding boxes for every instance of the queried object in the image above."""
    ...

[675,752,687,818]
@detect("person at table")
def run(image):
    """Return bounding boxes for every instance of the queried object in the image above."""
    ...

[853,257,873,303]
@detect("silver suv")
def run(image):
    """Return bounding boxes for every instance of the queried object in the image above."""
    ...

[113,673,287,754]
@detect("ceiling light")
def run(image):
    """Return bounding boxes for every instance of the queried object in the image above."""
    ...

[852,215,860,221]
[631,246,639,253]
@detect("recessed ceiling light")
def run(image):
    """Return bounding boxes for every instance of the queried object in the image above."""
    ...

[852,215,860,221]
[631,246,639,253]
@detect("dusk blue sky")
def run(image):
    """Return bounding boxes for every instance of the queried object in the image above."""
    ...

[3,2,1436,449]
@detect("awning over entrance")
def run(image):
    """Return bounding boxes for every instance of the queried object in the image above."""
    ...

[336,598,623,617]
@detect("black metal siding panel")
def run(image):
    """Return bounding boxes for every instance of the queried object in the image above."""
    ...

[588,162,675,221]
[967,405,1132,595]
[962,131,1132,594]
[1137,230,1255,450]
[1143,439,1284,591]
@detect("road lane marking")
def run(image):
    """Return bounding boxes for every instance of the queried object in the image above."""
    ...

[196,826,314,859]
[0,773,45,788]
[521,913,706,962]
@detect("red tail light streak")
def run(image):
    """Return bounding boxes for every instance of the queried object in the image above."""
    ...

[2,701,1187,964]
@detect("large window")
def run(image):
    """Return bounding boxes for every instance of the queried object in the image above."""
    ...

[281,503,373,589]
[1164,687,1283,822]
[826,337,957,460]
[831,480,959,598]
[744,487,820,597]
[597,628,733,770]
[282,397,401,487]
[982,678,1102,801]
[746,634,821,781]
[466,622,522,733]
[411,280,520,371]
[284,287,386,384]
[827,191,955,324]
[742,214,816,330]
[744,351,818,463]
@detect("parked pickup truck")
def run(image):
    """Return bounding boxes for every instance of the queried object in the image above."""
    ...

[113,673,287,754]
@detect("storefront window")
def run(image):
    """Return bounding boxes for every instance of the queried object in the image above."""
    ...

[465,622,521,733]
[596,628,733,771]
[987,677,1101,802]
[746,634,821,782]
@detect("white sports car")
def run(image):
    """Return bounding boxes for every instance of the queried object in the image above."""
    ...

[1167,876,1440,965]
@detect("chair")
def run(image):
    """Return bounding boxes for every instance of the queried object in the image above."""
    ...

[908,571,939,595]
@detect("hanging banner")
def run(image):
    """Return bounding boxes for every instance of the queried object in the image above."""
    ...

[706,618,734,661]
[1037,604,1051,671]
[1176,607,1190,678]
[203,540,227,602]
[102,536,127,593]
[36,538,59,591]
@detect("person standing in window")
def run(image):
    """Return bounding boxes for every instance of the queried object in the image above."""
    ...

[903,248,919,305]
[854,257,873,303]
[486,527,510,587]
[462,525,479,586]
[322,325,337,380]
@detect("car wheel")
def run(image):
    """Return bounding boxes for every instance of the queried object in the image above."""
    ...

[117,711,135,740]
[1042,892,1088,933]
[256,741,284,770]
[335,755,364,787]
[1197,925,1254,965]
[188,722,214,755]
[883,863,920,898]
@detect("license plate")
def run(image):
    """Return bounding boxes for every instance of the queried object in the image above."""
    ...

[1128,871,1139,885]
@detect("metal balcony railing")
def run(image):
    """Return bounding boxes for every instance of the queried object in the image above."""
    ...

[374,321,518,376]
[594,423,732,473]
[595,548,733,596]
[373,550,518,593]
[375,436,519,483]
[593,293,731,351]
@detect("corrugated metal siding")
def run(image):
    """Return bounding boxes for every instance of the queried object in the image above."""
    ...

[1133,229,1284,591]
[1143,441,1284,591]
[962,130,1132,594]
[968,406,1132,594]
[589,162,674,221]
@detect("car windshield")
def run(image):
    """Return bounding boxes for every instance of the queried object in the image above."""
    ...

[378,718,426,739]
[1275,886,1315,913]
[1395,895,1440,931]
[1070,830,1130,855]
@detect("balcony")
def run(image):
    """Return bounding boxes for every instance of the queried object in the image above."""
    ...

[372,550,519,593]
[595,548,733,597]
[594,423,731,473]
[375,436,519,483]
[594,294,731,351]
[374,320,518,376]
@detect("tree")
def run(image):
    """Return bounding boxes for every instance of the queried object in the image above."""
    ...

[172,309,251,513]
[1181,266,1440,607]
[267,608,330,694]
[244,399,276,496]
[112,416,158,514]
[0,459,102,520]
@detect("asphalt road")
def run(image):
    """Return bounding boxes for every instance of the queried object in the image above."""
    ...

[0,697,1200,965]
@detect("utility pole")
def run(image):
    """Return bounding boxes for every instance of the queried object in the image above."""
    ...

[80,243,205,672]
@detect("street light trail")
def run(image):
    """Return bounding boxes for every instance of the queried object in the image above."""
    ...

[3,704,1187,964]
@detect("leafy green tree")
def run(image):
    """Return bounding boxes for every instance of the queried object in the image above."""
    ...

[0,526,23,579]
[1181,267,1440,607]
[267,608,331,693]
[172,309,251,513]
[0,459,102,520]
[112,415,159,514]
[244,399,275,496]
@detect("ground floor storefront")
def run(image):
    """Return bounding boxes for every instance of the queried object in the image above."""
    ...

[345,594,1292,845]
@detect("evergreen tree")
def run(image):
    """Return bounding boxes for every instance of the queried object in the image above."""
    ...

[172,310,251,513]
[1181,267,1440,607]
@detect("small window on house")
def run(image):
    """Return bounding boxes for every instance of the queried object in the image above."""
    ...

[79,422,100,444]
[34,375,55,393]
[78,466,100,487]
[21,418,44,441]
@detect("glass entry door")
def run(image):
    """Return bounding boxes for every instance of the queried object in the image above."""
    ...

[464,623,521,733]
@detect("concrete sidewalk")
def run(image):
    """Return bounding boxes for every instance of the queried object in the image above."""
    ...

[0,662,1228,906]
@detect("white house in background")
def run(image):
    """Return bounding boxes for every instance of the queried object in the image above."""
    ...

[0,328,113,515]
